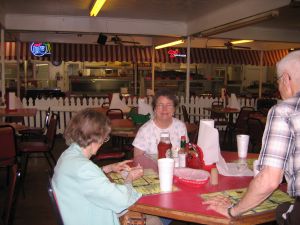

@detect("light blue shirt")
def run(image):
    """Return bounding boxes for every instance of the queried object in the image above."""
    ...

[52,143,141,225]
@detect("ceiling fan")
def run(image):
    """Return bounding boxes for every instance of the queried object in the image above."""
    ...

[108,35,140,45]
[207,41,251,50]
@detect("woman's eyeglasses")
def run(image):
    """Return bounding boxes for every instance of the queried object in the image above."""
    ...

[276,74,283,82]
[103,136,110,143]
[156,104,174,109]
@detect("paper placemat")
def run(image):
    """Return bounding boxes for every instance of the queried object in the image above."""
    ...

[201,188,294,215]
[109,168,178,195]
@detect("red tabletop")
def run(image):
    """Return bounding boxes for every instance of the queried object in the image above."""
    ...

[130,151,280,225]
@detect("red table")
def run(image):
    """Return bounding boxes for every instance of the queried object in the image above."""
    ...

[130,151,282,225]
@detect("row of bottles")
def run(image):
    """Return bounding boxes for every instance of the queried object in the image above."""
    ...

[157,132,206,169]
[157,132,187,168]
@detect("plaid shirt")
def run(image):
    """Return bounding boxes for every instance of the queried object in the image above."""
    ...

[259,91,300,197]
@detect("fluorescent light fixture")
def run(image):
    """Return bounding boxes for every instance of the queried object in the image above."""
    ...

[200,10,278,37]
[230,40,254,45]
[155,40,185,50]
[90,0,106,17]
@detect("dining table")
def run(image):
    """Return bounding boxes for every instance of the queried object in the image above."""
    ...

[204,107,240,147]
[0,108,37,124]
[204,107,240,127]
[0,108,37,117]
[0,122,30,132]
[128,151,286,225]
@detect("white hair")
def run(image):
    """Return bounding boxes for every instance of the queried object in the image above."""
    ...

[276,50,300,83]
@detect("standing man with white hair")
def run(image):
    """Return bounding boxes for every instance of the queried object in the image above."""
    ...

[204,50,300,225]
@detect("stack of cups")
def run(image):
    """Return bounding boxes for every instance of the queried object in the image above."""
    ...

[158,158,175,193]
[237,134,250,170]
[237,134,250,159]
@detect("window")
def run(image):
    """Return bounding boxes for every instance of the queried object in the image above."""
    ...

[34,62,50,88]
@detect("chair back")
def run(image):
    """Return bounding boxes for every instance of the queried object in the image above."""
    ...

[234,107,255,132]
[210,101,227,122]
[47,174,64,225]
[5,116,25,125]
[211,101,223,108]
[0,125,17,166]
[44,107,51,129]
[2,164,21,225]
[110,119,135,129]
[256,98,277,115]
[181,105,190,123]
[106,109,124,120]
[186,123,199,143]
[101,102,110,108]
[45,113,59,151]
[247,117,264,153]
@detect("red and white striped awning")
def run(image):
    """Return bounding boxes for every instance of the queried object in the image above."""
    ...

[1,42,289,66]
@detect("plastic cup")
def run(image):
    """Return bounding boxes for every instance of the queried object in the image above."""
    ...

[158,158,175,193]
[237,134,250,159]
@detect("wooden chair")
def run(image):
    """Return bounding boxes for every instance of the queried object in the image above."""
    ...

[106,109,124,120]
[1,164,21,225]
[18,107,51,139]
[92,119,135,162]
[101,102,110,108]
[5,116,24,125]
[224,106,255,145]
[181,105,190,123]
[47,173,64,225]
[247,117,265,153]
[210,101,228,129]
[185,122,199,143]
[256,98,277,116]
[18,113,59,179]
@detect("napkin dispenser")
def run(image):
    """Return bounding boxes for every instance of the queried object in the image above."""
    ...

[186,143,205,169]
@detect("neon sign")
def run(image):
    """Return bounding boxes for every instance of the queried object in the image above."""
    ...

[168,49,186,58]
[30,42,51,56]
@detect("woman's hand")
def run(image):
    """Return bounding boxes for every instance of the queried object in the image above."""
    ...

[202,195,232,218]
[124,165,144,183]
[102,160,133,174]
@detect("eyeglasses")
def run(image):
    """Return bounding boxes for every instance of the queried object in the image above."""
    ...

[276,74,284,82]
[156,104,174,109]
[103,136,110,143]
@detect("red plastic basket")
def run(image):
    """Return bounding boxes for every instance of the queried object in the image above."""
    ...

[173,167,210,187]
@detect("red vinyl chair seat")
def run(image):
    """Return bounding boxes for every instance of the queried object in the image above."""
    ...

[93,152,125,160]
[0,158,16,167]
[18,142,49,153]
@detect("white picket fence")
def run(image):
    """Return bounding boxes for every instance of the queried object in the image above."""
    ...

[21,96,256,134]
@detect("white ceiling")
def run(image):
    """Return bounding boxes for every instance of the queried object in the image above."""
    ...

[1,0,300,50]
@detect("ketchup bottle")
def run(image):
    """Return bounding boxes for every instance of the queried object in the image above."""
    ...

[157,132,172,159]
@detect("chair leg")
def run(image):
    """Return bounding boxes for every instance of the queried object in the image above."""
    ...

[21,154,29,181]
[48,152,57,166]
[20,154,29,198]
[223,127,228,145]
[44,153,54,170]
[6,166,11,185]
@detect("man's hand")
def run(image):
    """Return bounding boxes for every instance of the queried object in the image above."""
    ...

[203,195,232,218]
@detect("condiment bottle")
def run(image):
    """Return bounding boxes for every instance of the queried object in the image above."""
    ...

[157,132,172,159]
[178,135,186,167]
